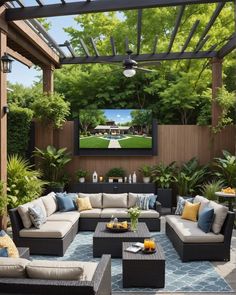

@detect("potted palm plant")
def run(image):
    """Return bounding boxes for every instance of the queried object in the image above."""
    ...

[34,145,71,192]
[76,169,88,183]
[139,165,152,183]
[151,162,176,209]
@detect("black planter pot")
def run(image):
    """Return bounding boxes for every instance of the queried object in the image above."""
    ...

[157,188,172,210]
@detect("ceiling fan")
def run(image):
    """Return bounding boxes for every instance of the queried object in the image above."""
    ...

[102,49,161,78]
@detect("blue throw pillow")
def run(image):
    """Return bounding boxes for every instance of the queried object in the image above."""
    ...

[149,195,157,209]
[136,195,151,210]
[0,230,6,237]
[0,247,8,257]
[175,196,194,215]
[198,207,214,233]
[56,192,78,210]
[56,194,76,212]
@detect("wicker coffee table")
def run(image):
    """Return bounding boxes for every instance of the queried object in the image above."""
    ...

[122,242,165,288]
[93,222,150,258]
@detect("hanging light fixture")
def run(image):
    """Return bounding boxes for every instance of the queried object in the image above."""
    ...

[123,68,136,78]
[1,53,13,73]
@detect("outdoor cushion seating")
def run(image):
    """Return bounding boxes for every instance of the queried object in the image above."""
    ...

[0,254,111,295]
[166,196,235,262]
[9,191,161,256]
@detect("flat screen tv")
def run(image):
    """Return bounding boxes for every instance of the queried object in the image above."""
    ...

[74,109,157,156]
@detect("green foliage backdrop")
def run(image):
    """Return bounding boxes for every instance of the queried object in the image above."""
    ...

[7,105,33,156]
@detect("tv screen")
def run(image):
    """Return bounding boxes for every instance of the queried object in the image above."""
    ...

[79,109,153,149]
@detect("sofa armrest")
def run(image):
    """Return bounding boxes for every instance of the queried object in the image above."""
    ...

[93,254,111,295]
[156,201,162,215]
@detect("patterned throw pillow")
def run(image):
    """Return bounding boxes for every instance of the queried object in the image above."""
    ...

[28,206,47,229]
[175,196,194,215]
[0,247,8,257]
[0,230,19,258]
[136,195,151,210]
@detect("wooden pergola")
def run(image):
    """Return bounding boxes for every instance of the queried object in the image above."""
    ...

[0,0,235,197]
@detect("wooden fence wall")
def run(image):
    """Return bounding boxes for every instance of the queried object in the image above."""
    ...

[35,122,235,182]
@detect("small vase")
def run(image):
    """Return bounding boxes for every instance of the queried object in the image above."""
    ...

[130,217,138,232]
[143,177,150,183]
[79,177,85,183]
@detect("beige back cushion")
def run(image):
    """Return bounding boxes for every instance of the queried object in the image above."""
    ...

[78,193,102,208]
[18,198,47,229]
[26,260,84,280]
[41,192,58,216]
[103,193,128,208]
[209,201,228,234]
[128,193,154,208]
[193,195,210,214]
[0,258,29,278]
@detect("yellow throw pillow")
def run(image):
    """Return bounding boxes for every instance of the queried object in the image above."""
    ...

[181,201,200,222]
[0,231,19,258]
[77,197,92,212]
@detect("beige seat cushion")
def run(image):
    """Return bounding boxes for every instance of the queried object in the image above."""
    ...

[103,193,128,208]
[47,211,80,224]
[27,260,84,280]
[0,258,29,278]
[128,193,154,208]
[78,193,102,208]
[139,210,160,218]
[193,195,210,214]
[209,201,228,234]
[101,208,129,218]
[19,221,72,238]
[18,198,47,229]
[79,208,102,218]
[41,192,58,216]
[166,215,224,243]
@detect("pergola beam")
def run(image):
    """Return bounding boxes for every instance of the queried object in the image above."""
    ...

[137,9,142,55]
[79,38,90,57]
[181,20,200,52]
[217,33,236,57]
[110,36,117,55]
[5,0,232,21]
[195,2,225,50]
[167,5,185,53]
[7,46,33,67]
[153,35,158,54]
[60,50,217,64]
[90,37,100,56]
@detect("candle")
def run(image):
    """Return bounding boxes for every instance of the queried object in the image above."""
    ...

[99,176,103,182]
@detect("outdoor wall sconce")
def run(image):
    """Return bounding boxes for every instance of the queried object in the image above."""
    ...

[1,53,13,73]
[3,106,9,114]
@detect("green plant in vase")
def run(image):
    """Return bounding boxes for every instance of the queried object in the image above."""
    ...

[128,207,141,232]
[139,165,152,183]
[76,169,88,183]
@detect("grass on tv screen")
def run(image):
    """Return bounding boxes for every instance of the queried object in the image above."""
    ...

[79,109,153,149]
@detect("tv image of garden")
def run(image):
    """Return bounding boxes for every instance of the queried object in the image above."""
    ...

[79,109,153,149]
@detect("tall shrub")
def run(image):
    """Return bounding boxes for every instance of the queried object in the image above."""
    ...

[32,92,70,129]
[7,105,33,156]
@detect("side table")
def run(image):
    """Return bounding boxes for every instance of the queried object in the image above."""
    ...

[122,242,165,288]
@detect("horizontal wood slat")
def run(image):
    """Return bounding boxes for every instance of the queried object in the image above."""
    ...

[35,122,235,182]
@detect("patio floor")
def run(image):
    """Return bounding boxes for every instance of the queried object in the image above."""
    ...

[114,217,236,295]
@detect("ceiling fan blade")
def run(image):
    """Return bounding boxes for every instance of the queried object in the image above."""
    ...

[136,67,157,73]
[138,61,161,66]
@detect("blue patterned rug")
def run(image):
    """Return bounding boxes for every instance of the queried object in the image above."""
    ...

[32,232,232,293]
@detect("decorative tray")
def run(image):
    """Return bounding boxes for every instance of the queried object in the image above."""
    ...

[106,223,130,233]
[142,248,156,254]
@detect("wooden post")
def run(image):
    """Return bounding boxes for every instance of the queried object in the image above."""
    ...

[43,65,54,94]
[0,30,8,229]
[211,57,223,127]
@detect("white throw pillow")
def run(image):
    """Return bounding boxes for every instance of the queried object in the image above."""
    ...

[194,195,210,214]
[209,201,228,234]
[18,198,47,229]
[103,193,128,208]
[0,258,30,278]
[78,193,102,208]
[26,260,84,280]
[41,192,58,216]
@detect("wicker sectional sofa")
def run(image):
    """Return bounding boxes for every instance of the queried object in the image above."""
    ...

[166,196,235,262]
[0,254,111,295]
[9,192,161,256]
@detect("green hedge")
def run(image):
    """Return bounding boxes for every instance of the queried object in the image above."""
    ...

[7,105,33,156]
